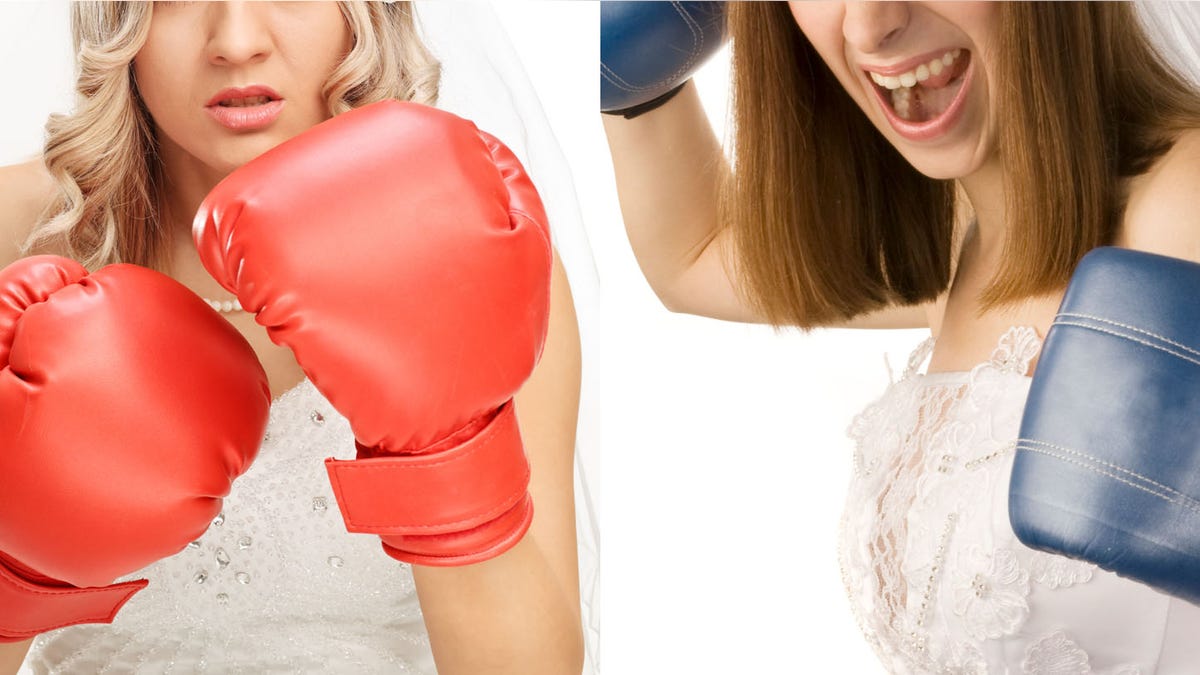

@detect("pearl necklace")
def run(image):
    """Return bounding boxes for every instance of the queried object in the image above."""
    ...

[204,297,245,313]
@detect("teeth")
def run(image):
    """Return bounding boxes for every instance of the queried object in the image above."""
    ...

[869,49,961,91]
[876,74,902,89]
[220,95,271,107]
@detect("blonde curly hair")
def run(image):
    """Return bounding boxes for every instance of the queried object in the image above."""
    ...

[23,1,441,272]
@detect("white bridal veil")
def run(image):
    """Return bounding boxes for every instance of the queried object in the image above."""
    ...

[411,3,602,672]
[1134,0,1200,87]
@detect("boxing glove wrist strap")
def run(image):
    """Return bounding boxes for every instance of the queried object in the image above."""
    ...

[324,401,531,537]
[602,81,687,119]
[0,555,147,642]
[379,493,534,567]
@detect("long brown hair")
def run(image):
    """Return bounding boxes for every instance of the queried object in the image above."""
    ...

[723,2,1200,328]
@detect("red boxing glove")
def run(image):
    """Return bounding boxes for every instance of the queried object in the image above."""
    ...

[0,256,269,642]
[194,100,552,566]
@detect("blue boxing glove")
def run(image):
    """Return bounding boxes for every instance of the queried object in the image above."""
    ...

[1010,246,1200,604]
[600,1,727,118]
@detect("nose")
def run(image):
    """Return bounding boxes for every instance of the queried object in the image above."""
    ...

[842,1,910,54]
[204,1,273,67]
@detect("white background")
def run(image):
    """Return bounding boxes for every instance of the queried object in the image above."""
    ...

[494,4,908,672]
[0,2,925,672]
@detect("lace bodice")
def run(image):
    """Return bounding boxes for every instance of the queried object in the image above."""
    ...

[22,380,435,674]
[840,326,1200,674]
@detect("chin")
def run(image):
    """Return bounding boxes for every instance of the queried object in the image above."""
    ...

[204,138,281,175]
[892,138,990,181]
[904,159,974,181]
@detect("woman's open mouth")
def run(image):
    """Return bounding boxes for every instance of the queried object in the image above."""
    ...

[865,49,973,141]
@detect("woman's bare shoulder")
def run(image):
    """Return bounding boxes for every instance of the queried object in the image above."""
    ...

[0,157,58,266]
[1117,127,1200,261]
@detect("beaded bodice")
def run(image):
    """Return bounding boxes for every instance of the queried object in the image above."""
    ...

[839,326,1200,674]
[23,379,435,674]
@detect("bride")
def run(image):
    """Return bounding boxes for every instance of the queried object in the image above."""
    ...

[0,2,600,673]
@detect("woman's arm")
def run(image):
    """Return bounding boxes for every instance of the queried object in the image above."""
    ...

[604,82,934,329]
[413,247,584,675]
[0,164,43,675]
[0,161,53,675]
[0,163,39,674]
[0,640,33,675]
[603,80,751,321]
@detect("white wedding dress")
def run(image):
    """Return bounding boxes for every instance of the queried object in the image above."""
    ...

[10,4,601,672]
[839,326,1200,674]
[23,379,438,674]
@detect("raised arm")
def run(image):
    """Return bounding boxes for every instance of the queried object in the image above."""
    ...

[601,4,933,329]
[603,81,755,321]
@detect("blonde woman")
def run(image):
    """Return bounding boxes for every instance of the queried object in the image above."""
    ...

[604,1,1200,672]
[0,2,586,673]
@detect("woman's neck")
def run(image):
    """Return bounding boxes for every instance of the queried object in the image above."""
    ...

[956,154,1007,260]
[154,133,232,283]
[157,132,230,243]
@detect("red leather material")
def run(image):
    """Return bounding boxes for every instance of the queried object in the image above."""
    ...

[325,402,530,534]
[0,256,87,366]
[193,100,551,565]
[0,553,146,643]
[379,494,534,567]
[0,256,269,633]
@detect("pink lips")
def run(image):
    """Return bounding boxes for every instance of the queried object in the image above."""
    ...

[204,85,284,132]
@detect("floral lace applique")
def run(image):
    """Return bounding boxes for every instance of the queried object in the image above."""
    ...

[958,327,1043,469]
[965,326,1042,403]
[846,400,887,478]
[1028,551,1096,590]
[950,546,1031,640]
[904,335,938,379]
[1021,631,1091,675]
[942,640,988,675]
[983,325,1043,377]
[1021,632,1141,674]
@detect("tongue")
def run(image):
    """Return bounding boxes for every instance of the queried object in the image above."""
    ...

[890,54,969,123]
[910,80,961,121]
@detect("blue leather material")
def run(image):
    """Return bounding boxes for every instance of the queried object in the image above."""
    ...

[1011,246,1200,605]
[600,1,727,113]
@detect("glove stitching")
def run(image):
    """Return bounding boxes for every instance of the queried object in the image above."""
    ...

[1016,438,1195,500]
[0,576,142,635]
[599,1,703,95]
[1015,443,1183,509]
[1057,312,1200,358]
[1052,316,1200,368]
[599,64,675,95]
[1015,441,1200,513]
[0,577,143,599]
